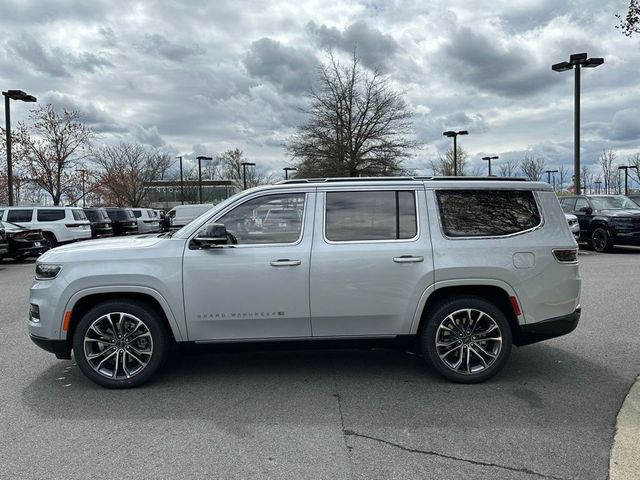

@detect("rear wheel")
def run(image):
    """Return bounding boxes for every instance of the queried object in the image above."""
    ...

[591,227,613,253]
[73,300,169,388]
[42,232,57,248]
[421,296,512,383]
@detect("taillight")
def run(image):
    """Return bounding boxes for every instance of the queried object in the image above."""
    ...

[14,232,29,240]
[553,248,578,263]
[264,219,272,225]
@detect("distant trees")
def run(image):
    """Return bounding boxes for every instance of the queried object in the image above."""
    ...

[519,153,546,181]
[430,146,470,176]
[216,148,272,189]
[12,105,94,205]
[599,150,618,194]
[287,52,416,177]
[93,143,172,207]
[499,159,519,177]
[617,0,640,36]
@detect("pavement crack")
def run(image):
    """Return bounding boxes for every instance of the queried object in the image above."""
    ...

[331,355,354,479]
[343,430,569,480]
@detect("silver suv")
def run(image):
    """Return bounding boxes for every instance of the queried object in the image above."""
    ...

[28,177,581,388]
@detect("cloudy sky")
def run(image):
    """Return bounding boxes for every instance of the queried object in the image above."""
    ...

[2,0,639,181]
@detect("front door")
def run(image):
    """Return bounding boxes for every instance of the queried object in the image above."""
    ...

[183,190,315,341]
[310,187,434,336]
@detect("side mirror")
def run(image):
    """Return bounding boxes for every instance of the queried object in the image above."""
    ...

[193,223,229,248]
[578,206,592,214]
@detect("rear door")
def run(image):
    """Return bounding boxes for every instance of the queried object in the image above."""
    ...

[309,185,434,336]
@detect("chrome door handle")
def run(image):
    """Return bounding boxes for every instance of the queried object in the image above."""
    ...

[270,259,302,267]
[393,255,424,263]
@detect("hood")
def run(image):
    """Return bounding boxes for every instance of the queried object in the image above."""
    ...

[39,234,168,263]
[597,209,640,217]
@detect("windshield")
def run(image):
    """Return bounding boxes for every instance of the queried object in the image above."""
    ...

[172,193,245,239]
[589,196,639,210]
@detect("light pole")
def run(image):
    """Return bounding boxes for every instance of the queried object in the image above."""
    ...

[545,169,559,191]
[552,53,604,195]
[176,155,184,205]
[283,167,297,180]
[482,156,498,176]
[196,155,212,203]
[594,180,602,194]
[241,162,255,190]
[618,165,639,195]
[3,90,37,205]
[443,130,468,176]
[76,168,88,207]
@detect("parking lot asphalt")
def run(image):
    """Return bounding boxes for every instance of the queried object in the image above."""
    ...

[1,248,639,480]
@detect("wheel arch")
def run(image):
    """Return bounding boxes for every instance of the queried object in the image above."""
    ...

[412,281,525,346]
[63,287,184,350]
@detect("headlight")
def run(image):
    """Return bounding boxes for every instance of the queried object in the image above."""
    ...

[35,264,62,280]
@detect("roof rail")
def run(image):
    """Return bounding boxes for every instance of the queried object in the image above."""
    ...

[277,176,528,184]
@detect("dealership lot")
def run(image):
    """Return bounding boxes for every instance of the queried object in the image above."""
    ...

[1,249,639,480]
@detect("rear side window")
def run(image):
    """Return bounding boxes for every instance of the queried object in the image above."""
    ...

[325,191,417,242]
[37,209,65,221]
[560,198,576,213]
[132,210,142,218]
[436,190,541,237]
[84,210,99,221]
[7,209,33,222]
[72,210,87,221]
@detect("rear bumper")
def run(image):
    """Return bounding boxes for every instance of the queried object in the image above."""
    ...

[515,306,581,346]
[30,335,72,360]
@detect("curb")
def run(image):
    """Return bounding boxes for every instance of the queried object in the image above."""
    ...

[609,375,640,480]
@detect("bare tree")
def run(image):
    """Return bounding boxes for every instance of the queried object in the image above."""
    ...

[287,52,416,177]
[558,163,569,192]
[617,0,640,36]
[519,153,546,181]
[581,166,593,194]
[11,105,94,205]
[498,159,519,177]
[217,148,272,189]
[430,146,470,176]
[599,150,617,194]
[628,153,640,187]
[93,143,172,207]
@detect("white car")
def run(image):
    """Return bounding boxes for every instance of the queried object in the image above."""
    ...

[564,213,580,241]
[131,208,161,233]
[0,206,91,247]
[167,204,214,228]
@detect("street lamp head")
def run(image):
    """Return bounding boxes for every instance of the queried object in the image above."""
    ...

[482,156,491,161]
[583,57,604,68]
[552,61,573,72]
[241,162,256,167]
[196,155,213,161]
[284,167,297,171]
[458,130,469,136]
[2,90,37,102]
[569,53,588,64]
[443,131,455,137]
[491,156,499,160]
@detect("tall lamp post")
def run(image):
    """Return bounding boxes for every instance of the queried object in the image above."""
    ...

[283,167,297,180]
[594,180,602,194]
[552,53,604,195]
[545,169,559,191]
[618,165,639,195]
[443,130,468,176]
[196,155,212,203]
[76,168,88,207]
[176,155,184,205]
[3,90,37,205]
[482,156,498,176]
[241,162,255,190]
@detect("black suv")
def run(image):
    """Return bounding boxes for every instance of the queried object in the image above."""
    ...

[103,208,139,236]
[83,208,114,238]
[559,195,640,252]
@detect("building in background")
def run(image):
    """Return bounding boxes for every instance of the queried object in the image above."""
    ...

[143,180,237,209]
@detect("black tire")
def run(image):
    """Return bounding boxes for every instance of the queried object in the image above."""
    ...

[42,232,57,248]
[591,227,613,253]
[421,296,512,383]
[73,300,169,388]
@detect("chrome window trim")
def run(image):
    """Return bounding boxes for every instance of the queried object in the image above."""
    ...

[322,189,421,245]
[433,189,545,241]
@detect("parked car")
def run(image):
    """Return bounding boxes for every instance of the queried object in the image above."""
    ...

[559,195,640,252]
[131,208,161,233]
[29,177,580,388]
[565,213,580,240]
[1,221,48,260]
[0,206,91,247]
[83,208,114,238]
[167,204,214,229]
[0,223,8,259]
[103,208,139,236]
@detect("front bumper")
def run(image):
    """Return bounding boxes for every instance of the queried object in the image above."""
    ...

[30,335,72,359]
[515,306,581,346]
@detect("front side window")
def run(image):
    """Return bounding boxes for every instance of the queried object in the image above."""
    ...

[215,193,306,245]
[560,198,576,213]
[7,209,33,222]
[325,191,418,242]
[436,190,541,237]
[575,198,590,211]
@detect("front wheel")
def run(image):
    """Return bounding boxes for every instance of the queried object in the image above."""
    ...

[591,227,613,253]
[73,300,169,388]
[421,296,512,383]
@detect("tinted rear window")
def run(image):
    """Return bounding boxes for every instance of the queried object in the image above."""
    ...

[72,210,87,221]
[105,209,129,220]
[7,209,33,222]
[436,190,541,237]
[37,209,65,221]
[84,210,99,221]
[132,210,142,218]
